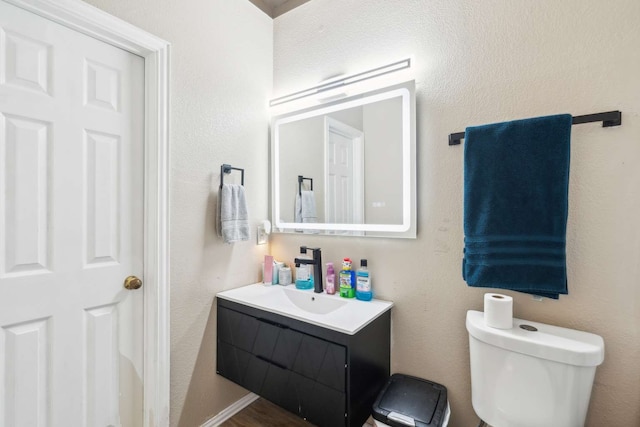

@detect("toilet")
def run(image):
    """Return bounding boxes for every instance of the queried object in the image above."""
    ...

[466,310,605,427]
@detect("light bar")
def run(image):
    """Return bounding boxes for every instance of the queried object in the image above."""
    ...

[269,58,411,107]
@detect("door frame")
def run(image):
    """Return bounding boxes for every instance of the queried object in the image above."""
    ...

[3,0,171,425]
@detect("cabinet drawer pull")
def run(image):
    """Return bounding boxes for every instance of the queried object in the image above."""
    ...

[257,317,289,329]
[256,355,287,370]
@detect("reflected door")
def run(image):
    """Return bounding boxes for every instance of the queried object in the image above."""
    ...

[324,117,364,229]
[0,2,144,426]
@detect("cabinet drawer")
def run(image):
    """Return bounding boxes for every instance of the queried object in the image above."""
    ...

[261,361,298,415]
[218,305,347,392]
[291,334,346,392]
[255,319,347,392]
[217,340,252,388]
[217,306,259,352]
[291,372,346,427]
[218,340,286,398]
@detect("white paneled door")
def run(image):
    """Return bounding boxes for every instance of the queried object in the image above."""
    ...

[324,117,364,226]
[0,2,144,426]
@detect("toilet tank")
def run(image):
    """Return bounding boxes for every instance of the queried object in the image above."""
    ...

[466,310,604,427]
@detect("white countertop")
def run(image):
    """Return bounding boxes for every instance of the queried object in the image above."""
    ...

[216,283,393,335]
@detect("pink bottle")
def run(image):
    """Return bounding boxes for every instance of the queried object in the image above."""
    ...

[325,262,336,294]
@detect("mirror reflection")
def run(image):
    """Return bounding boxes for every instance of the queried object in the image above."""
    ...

[271,81,415,237]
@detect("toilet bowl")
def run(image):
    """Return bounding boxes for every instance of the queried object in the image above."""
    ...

[467,310,604,427]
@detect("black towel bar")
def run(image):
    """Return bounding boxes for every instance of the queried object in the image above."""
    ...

[220,164,244,188]
[448,110,622,146]
[298,175,313,196]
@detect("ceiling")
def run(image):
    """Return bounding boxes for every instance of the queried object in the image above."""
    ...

[248,0,313,18]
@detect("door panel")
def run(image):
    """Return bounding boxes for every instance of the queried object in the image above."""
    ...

[1,114,51,276]
[0,2,144,426]
[85,304,120,427]
[1,317,50,427]
[324,117,364,234]
[2,28,52,94]
[326,130,353,223]
[84,130,121,266]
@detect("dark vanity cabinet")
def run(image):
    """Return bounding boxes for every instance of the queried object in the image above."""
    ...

[216,298,391,427]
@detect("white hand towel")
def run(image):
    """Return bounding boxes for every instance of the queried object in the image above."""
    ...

[294,190,318,234]
[217,184,250,243]
[300,190,317,223]
[295,193,303,224]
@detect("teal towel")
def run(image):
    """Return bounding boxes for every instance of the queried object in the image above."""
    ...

[462,114,572,299]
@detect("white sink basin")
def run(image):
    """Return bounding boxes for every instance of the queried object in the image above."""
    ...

[216,283,393,335]
[283,288,348,314]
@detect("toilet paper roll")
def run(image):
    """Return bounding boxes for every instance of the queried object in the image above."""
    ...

[484,293,513,329]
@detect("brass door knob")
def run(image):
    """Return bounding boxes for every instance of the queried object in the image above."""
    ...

[124,275,143,290]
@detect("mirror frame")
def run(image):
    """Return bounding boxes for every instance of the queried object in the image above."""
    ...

[270,80,416,238]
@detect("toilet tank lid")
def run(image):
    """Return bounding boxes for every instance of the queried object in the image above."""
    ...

[466,310,604,367]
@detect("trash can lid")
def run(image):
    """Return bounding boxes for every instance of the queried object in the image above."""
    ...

[372,374,448,427]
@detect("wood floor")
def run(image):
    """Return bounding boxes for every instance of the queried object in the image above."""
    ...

[221,398,376,427]
[221,398,315,427]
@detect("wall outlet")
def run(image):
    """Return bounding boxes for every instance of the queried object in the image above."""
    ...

[257,225,268,245]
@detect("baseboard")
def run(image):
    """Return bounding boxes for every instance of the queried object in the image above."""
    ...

[201,392,260,427]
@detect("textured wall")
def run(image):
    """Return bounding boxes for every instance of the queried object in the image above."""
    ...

[76,0,640,426]
[81,1,272,426]
[272,1,640,426]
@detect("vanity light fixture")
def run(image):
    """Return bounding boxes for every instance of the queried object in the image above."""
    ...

[269,58,411,107]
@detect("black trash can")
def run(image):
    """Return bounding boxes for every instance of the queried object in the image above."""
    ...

[371,374,449,427]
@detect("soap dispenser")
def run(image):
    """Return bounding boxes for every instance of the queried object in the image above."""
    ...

[295,247,313,290]
[325,262,336,294]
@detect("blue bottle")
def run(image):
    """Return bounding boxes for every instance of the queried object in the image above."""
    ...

[356,259,372,301]
[295,263,313,289]
[295,248,313,290]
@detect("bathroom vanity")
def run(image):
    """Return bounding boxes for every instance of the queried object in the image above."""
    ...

[216,284,393,427]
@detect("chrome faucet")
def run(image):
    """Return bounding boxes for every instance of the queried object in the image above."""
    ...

[294,246,323,293]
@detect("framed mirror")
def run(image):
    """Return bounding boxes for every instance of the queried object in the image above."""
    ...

[271,80,416,238]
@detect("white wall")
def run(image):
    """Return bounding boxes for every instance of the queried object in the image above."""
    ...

[82,1,272,426]
[278,116,325,221]
[273,1,640,426]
